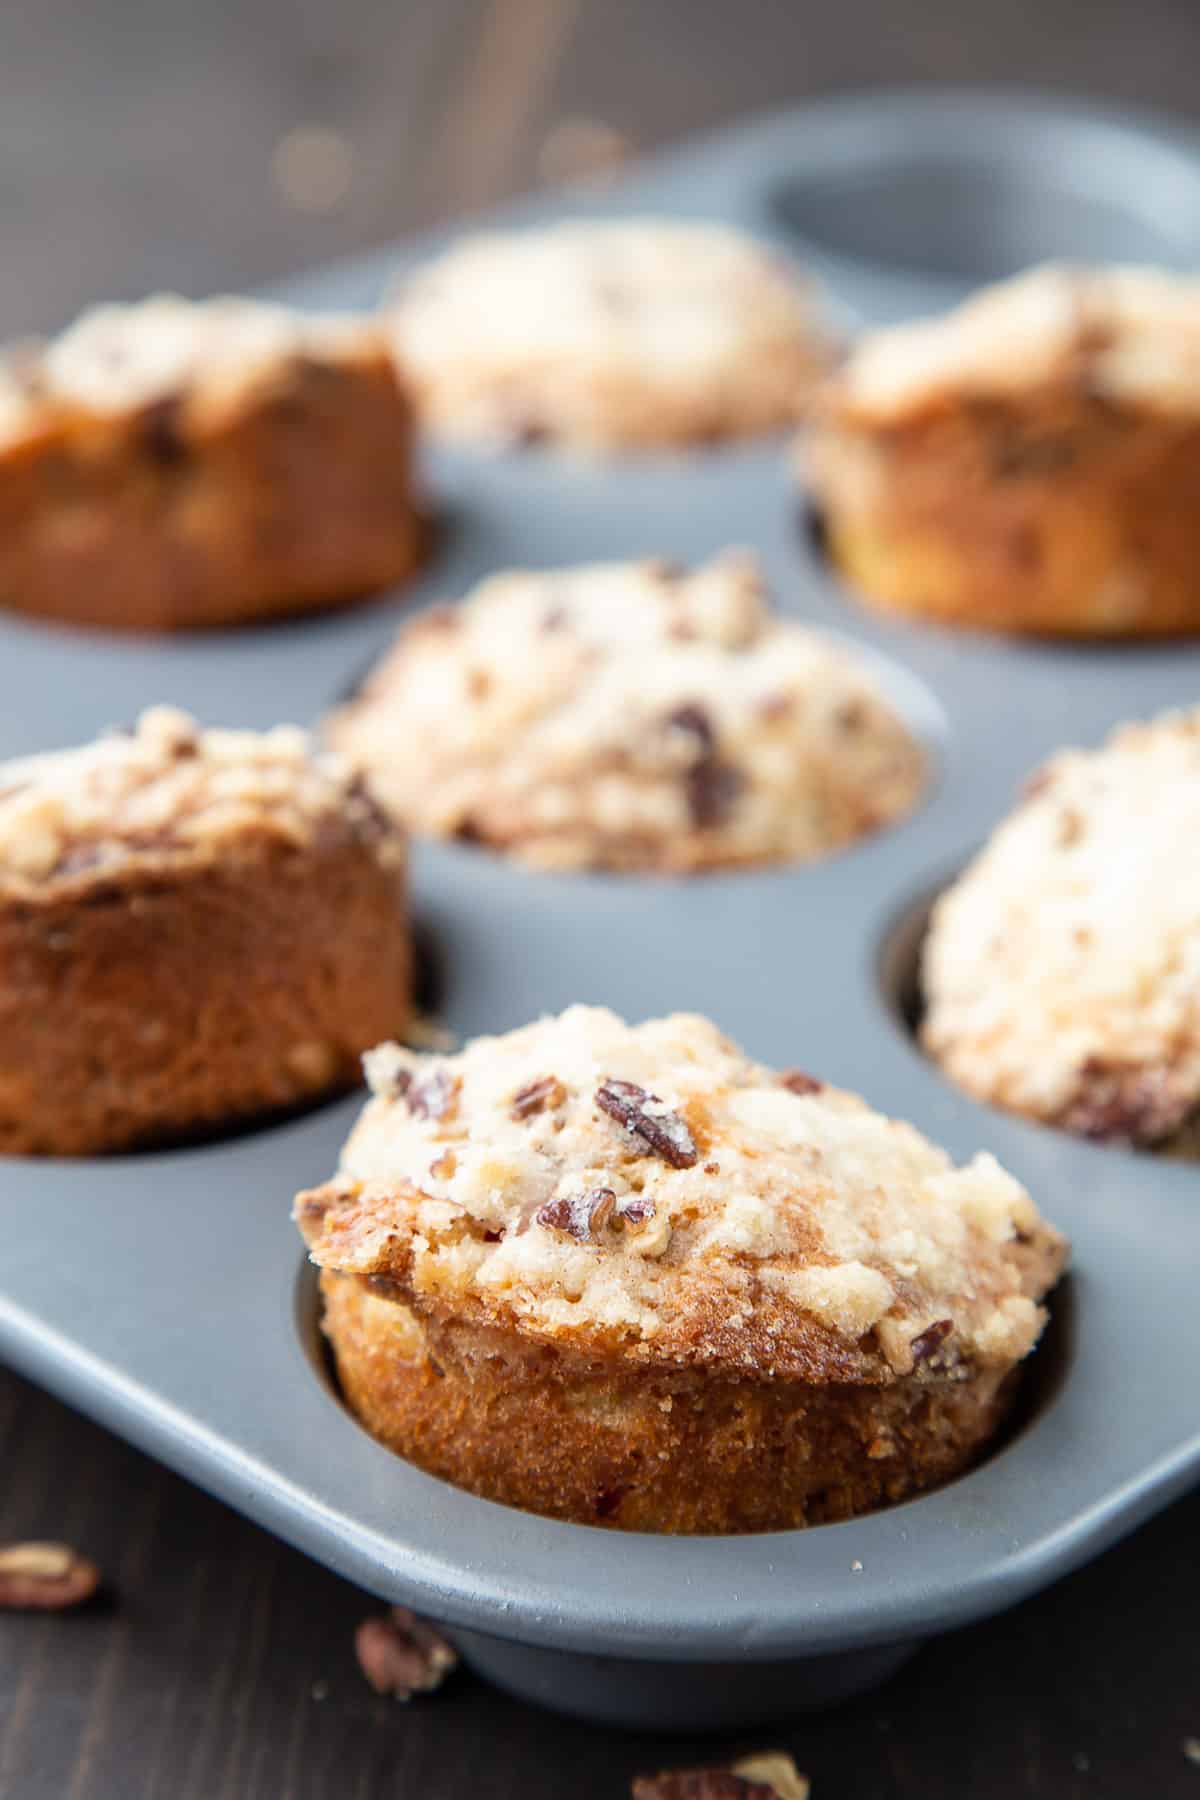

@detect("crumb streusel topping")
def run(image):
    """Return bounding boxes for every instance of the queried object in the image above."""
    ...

[0,294,381,449]
[297,1006,1065,1379]
[0,706,401,890]
[923,708,1200,1146]
[389,218,832,448]
[824,265,1200,426]
[327,553,925,872]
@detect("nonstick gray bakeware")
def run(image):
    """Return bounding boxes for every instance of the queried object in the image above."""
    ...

[2,89,1200,1732]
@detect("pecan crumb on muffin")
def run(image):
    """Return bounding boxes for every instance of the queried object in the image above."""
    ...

[804,265,1200,636]
[923,708,1200,1150]
[295,1006,1066,1532]
[0,707,410,1154]
[326,552,925,872]
[388,219,833,451]
[0,294,424,632]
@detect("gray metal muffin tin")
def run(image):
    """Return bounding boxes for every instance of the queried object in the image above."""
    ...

[2,90,1200,1731]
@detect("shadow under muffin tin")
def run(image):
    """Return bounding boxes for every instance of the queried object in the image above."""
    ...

[1,89,1199,1730]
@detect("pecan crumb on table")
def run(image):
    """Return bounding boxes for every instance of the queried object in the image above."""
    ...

[0,1541,101,1610]
[632,1751,810,1800]
[354,1606,458,1700]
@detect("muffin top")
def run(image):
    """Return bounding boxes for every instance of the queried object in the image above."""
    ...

[296,1006,1065,1382]
[0,294,382,448]
[820,265,1200,428]
[0,706,402,894]
[388,218,832,449]
[327,553,925,872]
[923,709,1200,1147]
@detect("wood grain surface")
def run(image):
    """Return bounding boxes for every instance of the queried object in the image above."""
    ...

[2,3,1200,1795]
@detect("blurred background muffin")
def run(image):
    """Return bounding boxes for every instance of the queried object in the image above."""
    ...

[0,296,424,631]
[387,219,832,451]
[805,267,1200,637]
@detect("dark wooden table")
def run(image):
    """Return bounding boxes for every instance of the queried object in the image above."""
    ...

[3,4,1200,1795]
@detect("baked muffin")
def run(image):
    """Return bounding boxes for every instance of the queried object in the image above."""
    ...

[923,709,1200,1150]
[0,706,410,1154]
[805,265,1200,637]
[296,1006,1066,1533]
[0,294,424,632]
[326,552,925,872]
[388,219,832,451]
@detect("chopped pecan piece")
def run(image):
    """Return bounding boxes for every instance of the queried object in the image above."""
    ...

[664,703,744,829]
[536,1187,616,1240]
[616,1194,656,1226]
[377,1064,413,1102]
[1054,805,1084,848]
[1021,765,1054,802]
[344,774,396,844]
[779,1069,823,1096]
[503,410,551,447]
[616,1193,671,1256]
[666,703,716,755]
[139,392,188,468]
[1057,1059,1194,1146]
[686,759,744,830]
[511,1075,567,1120]
[596,1079,697,1168]
[355,1607,458,1700]
[731,1759,809,1800]
[989,432,1076,480]
[633,1773,766,1800]
[405,1067,460,1123]
[910,1318,953,1363]
[633,1753,808,1800]
[418,604,460,635]
[0,1542,101,1611]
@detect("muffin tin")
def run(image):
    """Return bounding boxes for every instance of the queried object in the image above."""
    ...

[2,90,1199,1731]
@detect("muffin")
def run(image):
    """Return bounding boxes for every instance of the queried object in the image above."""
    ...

[0,294,424,632]
[804,265,1200,637]
[923,709,1200,1150]
[0,706,410,1154]
[296,1006,1066,1533]
[326,552,925,872]
[388,219,833,451]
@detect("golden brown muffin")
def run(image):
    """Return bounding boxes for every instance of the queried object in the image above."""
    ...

[804,266,1200,637]
[326,552,926,873]
[923,709,1200,1151]
[389,219,833,452]
[296,1007,1066,1533]
[0,707,410,1154]
[0,295,424,632]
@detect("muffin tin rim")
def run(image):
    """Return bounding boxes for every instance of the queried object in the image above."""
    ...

[3,1231,1195,1663]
